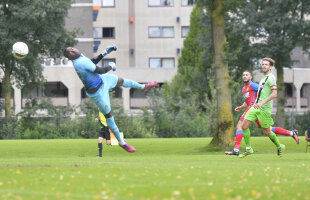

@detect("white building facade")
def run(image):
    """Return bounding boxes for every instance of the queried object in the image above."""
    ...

[1,0,309,115]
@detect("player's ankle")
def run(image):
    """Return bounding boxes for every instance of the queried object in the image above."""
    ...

[234,149,239,152]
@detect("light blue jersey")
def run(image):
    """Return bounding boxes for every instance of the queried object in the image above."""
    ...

[72,54,102,90]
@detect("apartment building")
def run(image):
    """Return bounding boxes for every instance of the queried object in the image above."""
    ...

[0,0,309,115]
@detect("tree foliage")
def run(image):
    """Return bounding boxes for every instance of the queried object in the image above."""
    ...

[0,0,78,116]
[232,0,310,127]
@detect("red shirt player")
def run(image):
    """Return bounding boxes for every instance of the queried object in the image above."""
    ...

[225,71,299,156]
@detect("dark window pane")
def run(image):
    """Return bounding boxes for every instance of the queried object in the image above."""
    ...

[102,28,115,38]
[44,82,68,97]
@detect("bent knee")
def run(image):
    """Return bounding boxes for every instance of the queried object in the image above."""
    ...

[242,124,249,130]
[117,78,124,86]
[98,137,104,143]
[104,111,113,118]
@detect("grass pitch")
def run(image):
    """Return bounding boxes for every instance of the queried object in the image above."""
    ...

[0,137,310,200]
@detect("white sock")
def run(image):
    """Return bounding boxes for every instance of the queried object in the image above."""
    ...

[119,140,126,146]
[290,131,293,136]
[246,147,252,150]
[234,149,239,152]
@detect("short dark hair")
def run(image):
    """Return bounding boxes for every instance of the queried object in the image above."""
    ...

[243,70,252,75]
[63,47,70,58]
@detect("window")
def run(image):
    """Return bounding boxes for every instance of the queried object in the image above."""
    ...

[149,58,175,69]
[22,87,43,98]
[93,0,115,7]
[181,26,189,37]
[148,0,174,6]
[284,84,293,98]
[149,58,161,68]
[44,82,68,97]
[181,0,196,6]
[149,26,174,38]
[102,58,116,68]
[94,27,115,38]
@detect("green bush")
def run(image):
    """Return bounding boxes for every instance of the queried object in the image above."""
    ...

[0,117,19,139]
[294,111,310,136]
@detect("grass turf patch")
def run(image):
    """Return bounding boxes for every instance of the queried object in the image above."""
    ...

[0,137,309,200]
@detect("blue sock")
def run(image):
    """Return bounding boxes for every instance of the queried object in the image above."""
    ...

[123,79,144,89]
[106,116,125,145]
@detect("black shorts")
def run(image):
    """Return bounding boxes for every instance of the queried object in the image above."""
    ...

[98,126,110,140]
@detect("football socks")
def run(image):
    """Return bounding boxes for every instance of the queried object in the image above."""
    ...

[98,143,102,157]
[106,116,126,145]
[243,128,251,149]
[268,132,281,148]
[272,127,291,136]
[234,130,243,150]
[123,79,144,89]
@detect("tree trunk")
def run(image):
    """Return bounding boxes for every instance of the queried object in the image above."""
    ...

[275,66,286,128]
[209,0,234,147]
[3,64,12,116]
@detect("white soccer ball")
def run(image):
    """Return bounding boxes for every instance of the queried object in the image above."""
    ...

[12,42,29,59]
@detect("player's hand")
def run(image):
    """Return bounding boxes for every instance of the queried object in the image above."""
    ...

[95,118,99,122]
[106,45,117,54]
[235,107,241,112]
[102,45,117,56]
[253,102,263,109]
[109,62,116,71]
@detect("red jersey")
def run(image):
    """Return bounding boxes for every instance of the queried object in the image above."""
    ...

[242,81,259,107]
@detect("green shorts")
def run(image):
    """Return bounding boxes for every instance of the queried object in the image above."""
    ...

[244,107,274,129]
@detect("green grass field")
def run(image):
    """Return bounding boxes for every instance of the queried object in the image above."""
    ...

[0,137,310,200]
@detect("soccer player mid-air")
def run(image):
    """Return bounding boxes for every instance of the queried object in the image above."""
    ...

[225,70,299,156]
[239,58,288,158]
[64,45,158,153]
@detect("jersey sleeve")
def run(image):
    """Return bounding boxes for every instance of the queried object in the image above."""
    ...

[249,82,259,91]
[268,75,277,90]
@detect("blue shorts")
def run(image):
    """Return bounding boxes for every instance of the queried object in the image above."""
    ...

[86,74,118,115]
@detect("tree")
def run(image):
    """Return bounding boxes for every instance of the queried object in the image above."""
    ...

[168,5,212,108]
[0,0,78,116]
[198,0,234,147]
[236,0,310,127]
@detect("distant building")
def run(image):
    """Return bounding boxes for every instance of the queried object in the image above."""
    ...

[1,0,309,115]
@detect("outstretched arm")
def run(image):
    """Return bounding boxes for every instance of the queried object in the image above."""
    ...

[94,62,116,74]
[91,54,104,65]
[91,45,117,64]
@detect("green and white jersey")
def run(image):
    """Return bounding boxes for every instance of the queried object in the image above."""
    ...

[256,73,277,113]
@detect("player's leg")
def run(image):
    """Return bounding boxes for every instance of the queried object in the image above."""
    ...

[105,128,111,145]
[239,108,257,158]
[262,127,285,157]
[271,127,299,144]
[239,119,254,158]
[91,75,135,152]
[256,120,299,143]
[117,78,158,91]
[258,111,285,157]
[225,120,243,156]
[105,111,135,152]
[97,135,104,158]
